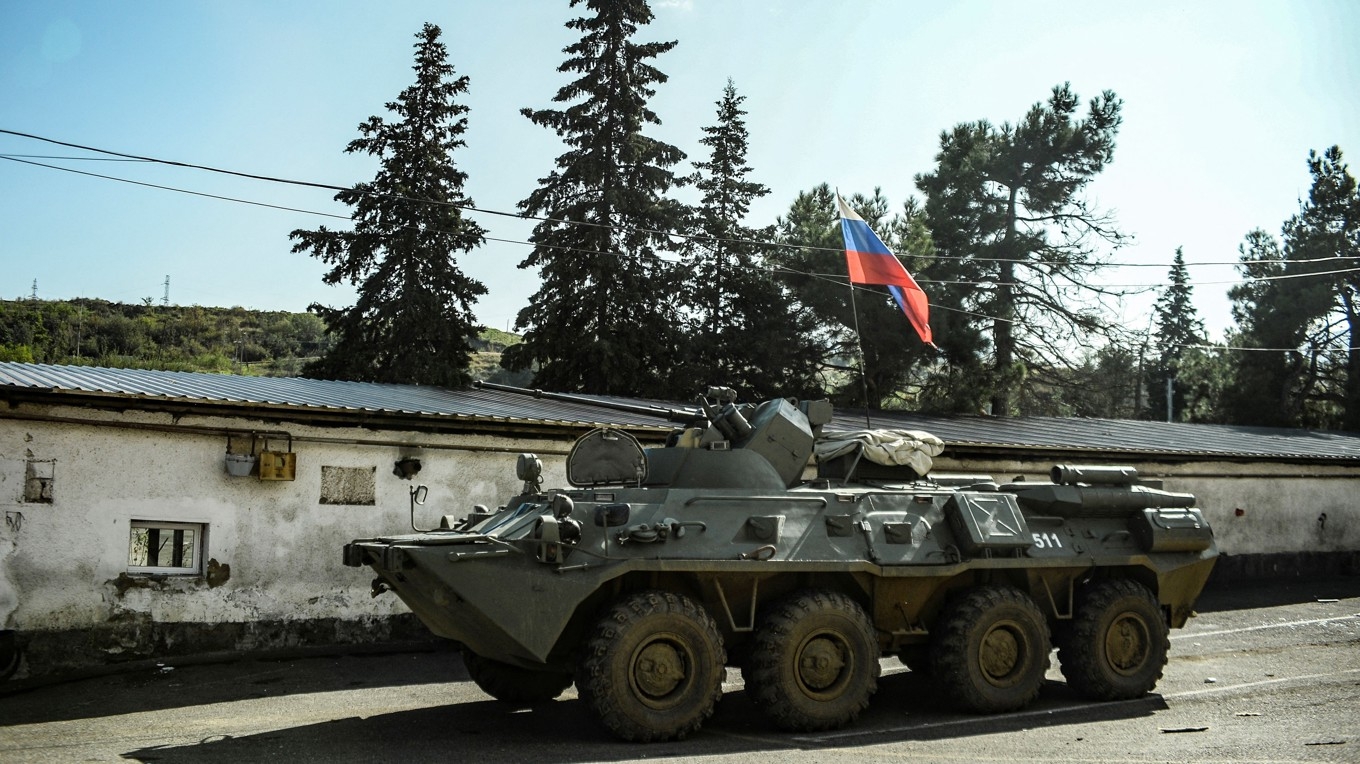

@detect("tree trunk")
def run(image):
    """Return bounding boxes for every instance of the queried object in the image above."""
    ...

[991,188,1019,416]
[1342,289,1360,431]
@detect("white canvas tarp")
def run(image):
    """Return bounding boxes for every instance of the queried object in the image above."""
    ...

[815,429,946,476]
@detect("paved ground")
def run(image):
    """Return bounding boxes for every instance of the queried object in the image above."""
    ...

[1,577,1358,763]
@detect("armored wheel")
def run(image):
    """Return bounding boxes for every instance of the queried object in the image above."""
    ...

[1059,579,1168,701]
[745,590,880,732]
[462,649,573,707]
[576,590,725,742]
[930,586,1050,713]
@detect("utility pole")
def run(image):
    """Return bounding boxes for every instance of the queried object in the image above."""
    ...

[1165,375,1174,423]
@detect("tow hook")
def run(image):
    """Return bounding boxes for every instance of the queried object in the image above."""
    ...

[371,578,392,598]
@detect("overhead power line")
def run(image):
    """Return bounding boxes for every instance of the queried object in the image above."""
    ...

[10,147,1359,299]
[1,129,1349,270]
[13,152,1357,295]
[7,152,1345,355]
[1180,343,1360,353]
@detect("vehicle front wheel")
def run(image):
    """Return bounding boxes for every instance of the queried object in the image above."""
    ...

[744,590,880,731]
[462,650,573,707]
[930,586,1050,713]
[1059,579,1168,700]
[576,590,725,742]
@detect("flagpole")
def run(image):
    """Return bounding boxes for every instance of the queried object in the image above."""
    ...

[838,190,874,430]
[846,275,874,430]
[835,190,935,430]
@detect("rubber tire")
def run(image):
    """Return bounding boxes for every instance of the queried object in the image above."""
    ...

[462,650,573,708]
[576,591,726,742]
[745,590,880,732]
[1059,579,1168,701]
[930,586,1051,713]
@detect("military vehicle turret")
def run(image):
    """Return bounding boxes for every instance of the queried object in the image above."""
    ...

[344,383,1217,741]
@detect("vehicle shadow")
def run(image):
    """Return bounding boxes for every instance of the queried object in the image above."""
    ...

[0,643,467,726]
[117,670,1166,763]
[1195,575,1360,613]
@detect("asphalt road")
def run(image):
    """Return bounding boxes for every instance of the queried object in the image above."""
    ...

[1,578,1358,764]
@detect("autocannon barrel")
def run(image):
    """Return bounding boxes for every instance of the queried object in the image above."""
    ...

[1051,464,1139,485]
[1006,483,1196,517]
[473,380,702,424]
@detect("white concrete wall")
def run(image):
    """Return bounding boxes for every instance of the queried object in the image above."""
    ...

[0,403,572,638]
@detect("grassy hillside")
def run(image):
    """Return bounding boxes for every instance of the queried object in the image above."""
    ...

[0,298,524,384]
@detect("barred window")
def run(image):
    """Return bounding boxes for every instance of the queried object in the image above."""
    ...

[128,521,203,575]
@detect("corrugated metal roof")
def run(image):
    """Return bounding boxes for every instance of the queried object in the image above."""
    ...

[3,362,1360,462]
[0,362,674,429]
[830,409,1360,462]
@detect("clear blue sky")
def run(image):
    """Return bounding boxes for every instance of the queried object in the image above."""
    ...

[3,1,1358,341]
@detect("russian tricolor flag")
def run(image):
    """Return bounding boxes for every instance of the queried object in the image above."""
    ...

[837,194,934,346]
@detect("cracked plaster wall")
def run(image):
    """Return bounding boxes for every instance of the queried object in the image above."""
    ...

[0,402,571,669]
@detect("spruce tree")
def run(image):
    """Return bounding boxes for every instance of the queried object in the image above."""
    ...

[680,81,820,399]
[501,0,688,397]
[291,23,486,387]
[1145,248,1206,421]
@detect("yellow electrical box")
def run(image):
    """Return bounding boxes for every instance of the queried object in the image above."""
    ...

[258,451,297,481]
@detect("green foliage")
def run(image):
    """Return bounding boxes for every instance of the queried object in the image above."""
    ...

[501,0,690,398]
[0,298,337,375]
[0,344,35,363]
[291,23,487,387]
[1144,248,1207,421]
[475,328,521,353]
[1068,345,1140,419]
[771,185,941,409]
[915,84,1125,416]
[1174,345,1234,424]
[1225,147,1360,429]
[677,81,821,399]
[0,298,522,384]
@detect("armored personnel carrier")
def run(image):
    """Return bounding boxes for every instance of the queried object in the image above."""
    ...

[344,383,1217,741]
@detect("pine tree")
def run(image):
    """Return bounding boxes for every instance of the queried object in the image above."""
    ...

[1223,231,1310,426]
[916,84,1125,416]
[501,0,688,397]
[1225,148,1360,429]
[679,80,820,399]
[1292,147,1360,429]
[1145,248,1206,421]
[291,23,486,387]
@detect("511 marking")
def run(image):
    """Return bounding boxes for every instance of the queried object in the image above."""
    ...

[1031,531,1063,549]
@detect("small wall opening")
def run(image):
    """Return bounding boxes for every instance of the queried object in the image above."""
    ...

[23,459,54,503]
[320,466,377,505]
